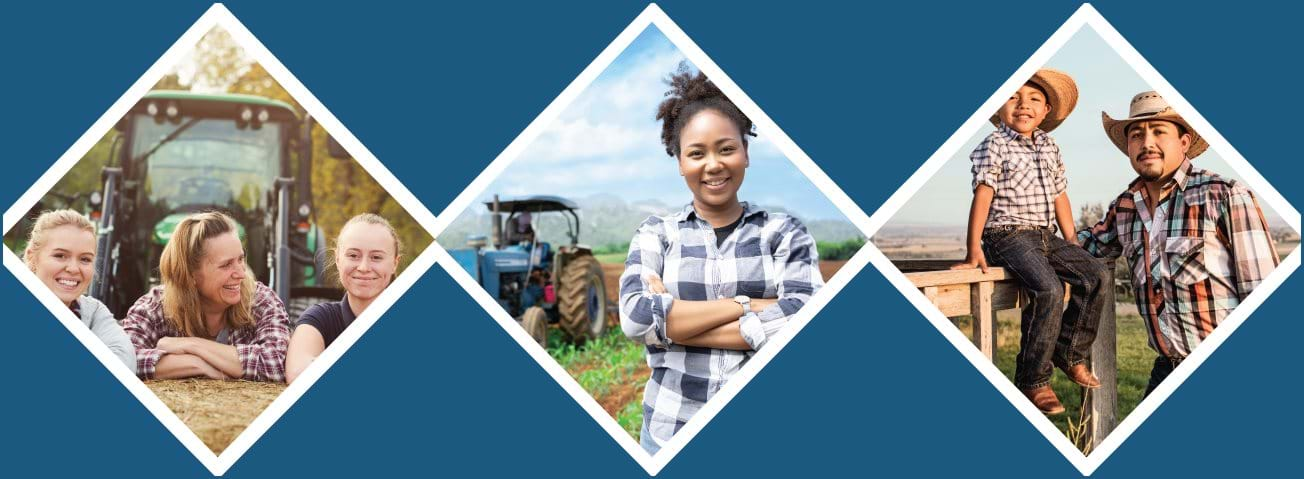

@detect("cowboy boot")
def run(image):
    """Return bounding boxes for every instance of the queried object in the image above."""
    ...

[1022,386,1066,415]
[1063,364,1101,389]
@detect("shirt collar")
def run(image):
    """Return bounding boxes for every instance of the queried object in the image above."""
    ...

[997,123,1048,145]
[676,201,765,224]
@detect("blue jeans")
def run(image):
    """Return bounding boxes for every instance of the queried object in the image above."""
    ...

[1144,356,1182,397]
[982,227,1107,390]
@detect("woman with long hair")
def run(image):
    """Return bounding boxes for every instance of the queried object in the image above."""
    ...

[620,66,823,453]
[24,209,135,372]
[122,211,290,381]
[285,213,401,384]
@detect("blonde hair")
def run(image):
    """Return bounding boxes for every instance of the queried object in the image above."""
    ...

[159,211,255,337]
[23,209,96,271]
[326,213,402,286]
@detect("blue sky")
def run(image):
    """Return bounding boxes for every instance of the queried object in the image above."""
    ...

[473,26,847,221]
[887,27,1286,228]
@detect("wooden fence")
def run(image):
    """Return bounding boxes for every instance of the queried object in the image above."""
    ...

[893,259,1118,450]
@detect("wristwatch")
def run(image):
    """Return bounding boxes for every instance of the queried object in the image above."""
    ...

[733,295,752,315]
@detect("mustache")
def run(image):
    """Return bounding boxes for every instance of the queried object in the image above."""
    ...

[1134,148,1164,162]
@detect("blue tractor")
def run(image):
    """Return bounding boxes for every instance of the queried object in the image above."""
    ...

[448,195,609,346]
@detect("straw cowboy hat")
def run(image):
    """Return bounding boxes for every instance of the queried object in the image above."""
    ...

[989,68,1079,133]
[1102,91,1209,158]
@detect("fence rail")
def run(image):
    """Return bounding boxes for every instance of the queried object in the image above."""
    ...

[893,259,1118,450]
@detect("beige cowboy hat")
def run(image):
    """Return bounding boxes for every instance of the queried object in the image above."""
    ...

[1102,91,1208,158]
[988,68,1079,133]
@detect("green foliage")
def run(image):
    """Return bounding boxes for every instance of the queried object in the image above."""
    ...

[953,311,1156,441]
[817,236,867,261]
[547,326,648,442]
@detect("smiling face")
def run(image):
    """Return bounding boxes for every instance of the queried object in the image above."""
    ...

[335,221,399,306]
[997,83,1052,137]
[193,231,247,312]
[678,109,749,210]
[29,225,96,306]
[1126,119,1192,182]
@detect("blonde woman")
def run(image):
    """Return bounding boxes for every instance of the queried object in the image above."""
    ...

[286,213,401,384]
[23,209,135,372]
[122,211,290,381]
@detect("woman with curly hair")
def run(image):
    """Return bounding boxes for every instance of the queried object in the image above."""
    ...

[619,65,823,454]
[122,211,290,381]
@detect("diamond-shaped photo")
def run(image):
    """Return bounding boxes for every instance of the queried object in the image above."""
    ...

[1,6,435,474]
[434,5,869,473]
[866,5,1299,473]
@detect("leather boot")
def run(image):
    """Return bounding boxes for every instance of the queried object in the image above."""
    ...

[1063,364,1101,389]
[1022,385,1066,415]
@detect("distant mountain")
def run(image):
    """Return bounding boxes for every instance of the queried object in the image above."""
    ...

[439,195,863,250]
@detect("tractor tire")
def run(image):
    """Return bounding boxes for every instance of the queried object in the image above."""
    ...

[558,254,607,342]
[286,296,335,329]
[519,306,549,348]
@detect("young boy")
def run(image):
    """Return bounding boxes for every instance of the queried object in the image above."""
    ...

[952,68,1106,415]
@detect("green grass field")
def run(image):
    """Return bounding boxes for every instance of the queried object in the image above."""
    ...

[954,309,1155,444]
[546,326,648,440]
[594,252,627,265]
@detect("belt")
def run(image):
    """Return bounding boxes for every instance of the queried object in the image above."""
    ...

[986,224,1056,233]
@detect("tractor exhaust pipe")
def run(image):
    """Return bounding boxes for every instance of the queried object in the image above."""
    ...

[491,194,502,249]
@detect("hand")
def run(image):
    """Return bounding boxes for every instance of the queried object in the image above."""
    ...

[951,250,990,274]
[644,273,668,294]
[157,337,192,354]
[195,359,230,380]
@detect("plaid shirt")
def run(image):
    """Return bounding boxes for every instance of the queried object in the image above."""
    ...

[971,125,1068,228]
[620,202,822,448]
[123,281,291,381]
[1079,159,1279,358]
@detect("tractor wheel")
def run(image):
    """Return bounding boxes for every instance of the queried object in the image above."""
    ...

[558,254,607,342]
[286,296,336,328]
[519,306,549,348]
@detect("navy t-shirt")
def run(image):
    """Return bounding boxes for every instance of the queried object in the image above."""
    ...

[295,296,357,348]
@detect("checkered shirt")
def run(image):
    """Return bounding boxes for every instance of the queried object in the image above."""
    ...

[1079,159,1279,359]
[970,124,1068,228]
[619,202,823,449]
[123,281,291,381]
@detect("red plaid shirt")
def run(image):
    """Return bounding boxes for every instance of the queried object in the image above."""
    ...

[1079,159,1279,358]
[123,281,290,381]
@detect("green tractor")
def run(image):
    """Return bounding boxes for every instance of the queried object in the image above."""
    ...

[86,90,343,318]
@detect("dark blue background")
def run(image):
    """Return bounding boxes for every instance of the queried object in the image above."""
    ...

[2,1,1298,477]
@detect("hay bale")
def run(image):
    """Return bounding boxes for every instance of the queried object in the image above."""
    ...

[146,379,286,454]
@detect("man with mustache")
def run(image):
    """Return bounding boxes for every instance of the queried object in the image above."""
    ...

[1079,91,1279,396]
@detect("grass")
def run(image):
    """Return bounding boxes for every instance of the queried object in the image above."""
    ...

[953,308,1156,445]
[546,326,649,440]
[594,252,627,265]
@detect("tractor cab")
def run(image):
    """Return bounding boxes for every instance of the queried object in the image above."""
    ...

[448,194,608,346]
[88,91,340,317]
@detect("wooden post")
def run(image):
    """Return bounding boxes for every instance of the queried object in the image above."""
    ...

[1086,258,1118,451]
[971,281,996,360]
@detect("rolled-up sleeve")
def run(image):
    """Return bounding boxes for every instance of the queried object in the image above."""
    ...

[238,283,291,382]
[1078,197,1123,260]
[619,219,675,348]
[738,219,823,350]
[971,135,1003,192]
[121,290,166,379]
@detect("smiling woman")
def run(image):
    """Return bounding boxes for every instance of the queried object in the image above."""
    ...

[122,211,290,382]
[23,210,136,372]
[620,66,824,454]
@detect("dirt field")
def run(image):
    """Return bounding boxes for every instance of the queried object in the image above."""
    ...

[146,379,285,454]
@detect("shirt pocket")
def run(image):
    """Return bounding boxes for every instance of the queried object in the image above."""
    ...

[1003,156,1039,193]
[1165,236,1209,287]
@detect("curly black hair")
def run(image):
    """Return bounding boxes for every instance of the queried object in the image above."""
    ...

[655,63,756,157]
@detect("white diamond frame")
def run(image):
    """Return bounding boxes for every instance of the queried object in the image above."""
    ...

[428,3,874,475]
[1,4,440,475]
[861,4,1301,475]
